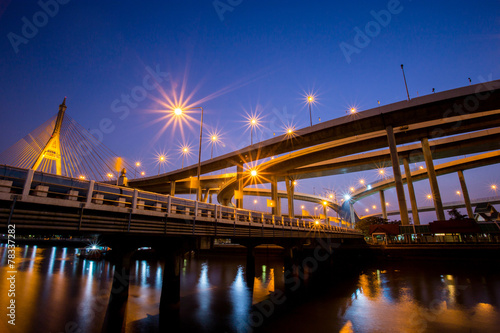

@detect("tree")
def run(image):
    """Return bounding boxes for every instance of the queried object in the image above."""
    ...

[448,208,467,220]
[355,216,388,237]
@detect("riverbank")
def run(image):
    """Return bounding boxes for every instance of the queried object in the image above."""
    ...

[369,243,500,261]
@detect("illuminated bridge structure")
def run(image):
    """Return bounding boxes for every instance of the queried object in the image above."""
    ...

[1,79,500,331]
[131,80,500,226]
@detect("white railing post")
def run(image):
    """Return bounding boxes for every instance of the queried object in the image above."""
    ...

[22,169,35,198]
[214,205,218,220]
[132,189,138,209]
[85,180,95,206]
[167,196,172,214]
[195,201,199,217]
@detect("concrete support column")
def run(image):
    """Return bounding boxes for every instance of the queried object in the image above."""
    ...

[323,204,329,226]
[458,170,474,219]
[379,190,387,220]
[22,169,35,197]
[421,138,445,221]
[386,126,409,225]
[403,157,420,225]
[283,247,295,295]
[236,165,243,209]
[349,201,355,225]
[270,176,280,216]
[85,180,95,207]
[159,251,182,331]
[102,248,134,333]
[246,246,255,289]
[170,181,176,197]
[285,177,295,218]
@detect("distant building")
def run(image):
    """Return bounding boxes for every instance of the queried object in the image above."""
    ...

[474,203,500,222]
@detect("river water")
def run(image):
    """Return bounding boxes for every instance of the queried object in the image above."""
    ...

[1,244,500,333]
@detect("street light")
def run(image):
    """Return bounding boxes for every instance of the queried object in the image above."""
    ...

[173,106,204,201]
[158,155,166,175]
[307,95,314,127]
[250,118,258,145]
[135,161,141,178]
[181,146,190,169]
[140,171,145,177]
[210,135,217,159]
[250,169,258,177]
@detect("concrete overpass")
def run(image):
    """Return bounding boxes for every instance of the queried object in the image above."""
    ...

[129,80,500,225]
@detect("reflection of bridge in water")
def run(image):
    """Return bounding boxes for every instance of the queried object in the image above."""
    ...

[1,79,500,331]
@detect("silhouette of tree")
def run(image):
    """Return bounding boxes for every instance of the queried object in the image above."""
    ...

[448,208,467,220]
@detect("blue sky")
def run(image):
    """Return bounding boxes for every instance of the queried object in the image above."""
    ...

[0,0,499,222]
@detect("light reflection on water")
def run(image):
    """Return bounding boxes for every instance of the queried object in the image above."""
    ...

[1,245,500,333]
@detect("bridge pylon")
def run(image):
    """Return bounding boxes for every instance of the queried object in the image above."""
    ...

[31,98,66,175]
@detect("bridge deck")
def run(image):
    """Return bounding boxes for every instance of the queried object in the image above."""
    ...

[0,165,361,239]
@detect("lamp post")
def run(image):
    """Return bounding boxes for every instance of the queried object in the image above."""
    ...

[210,135,217,159]
[307,96,314,127]
[250,118,257,145]
[181,147,189,169]
[158,155,165,175]
[173,107,204,201]
[135,161,141,178]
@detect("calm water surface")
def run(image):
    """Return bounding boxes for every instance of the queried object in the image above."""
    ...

[1,245,499,333]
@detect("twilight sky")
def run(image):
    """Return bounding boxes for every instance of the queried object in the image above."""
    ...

[0,0,499,222]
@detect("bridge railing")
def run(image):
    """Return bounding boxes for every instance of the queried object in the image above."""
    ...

[0,165,29,195]
[0,165,361,234]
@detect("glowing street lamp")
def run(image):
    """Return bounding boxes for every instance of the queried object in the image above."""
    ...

[492,184,498,193]
[158,155,166,175]
[135,161,141,178]
[350,107,356,114]
[210,135,217,159]
[307,95,314,127]
[79,175,85,180]
[250,169,258,177]
[140,171,145,177]
[181,146,190,169]
[250,118,258,145]
[173,106,204,201]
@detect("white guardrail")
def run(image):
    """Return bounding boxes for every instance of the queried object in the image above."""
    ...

[0,165,361,235]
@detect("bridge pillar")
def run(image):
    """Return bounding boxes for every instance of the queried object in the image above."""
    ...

[236,165,243,209]
[379,190,387,220]
[386,126,409,225]
[285,177,295,218]
[349,201,355,225]
[22,169,34,198]
[421,138,445,221]
[403,157,420,225]
[271,176,281,216]
[170,181,176,196]
[159,249,182,331]
[458,170,474,219]
[246,245,256,289]
[101,247,134,333]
